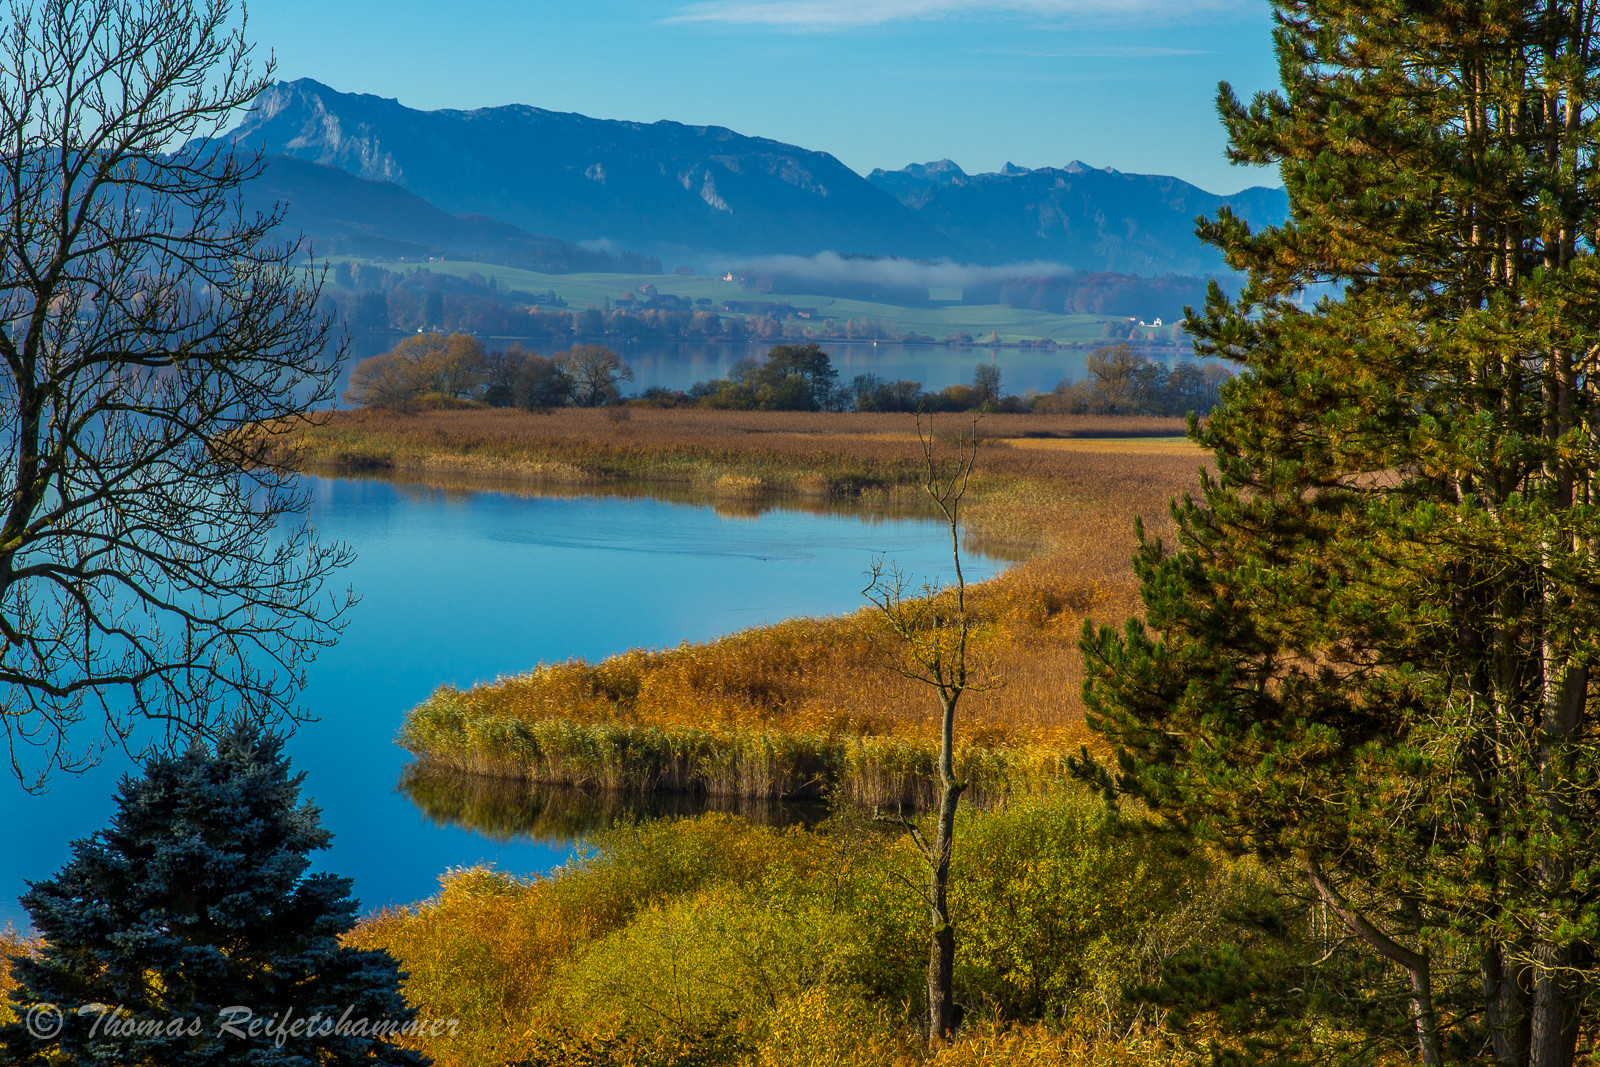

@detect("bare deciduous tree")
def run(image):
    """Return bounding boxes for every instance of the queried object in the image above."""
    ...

[0,0,353,785]
[863,415,990,1045]
[560,344,633,407]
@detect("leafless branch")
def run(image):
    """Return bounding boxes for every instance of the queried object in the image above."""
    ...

[0,0,353,787]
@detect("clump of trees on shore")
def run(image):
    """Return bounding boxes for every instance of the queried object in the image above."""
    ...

[1032,344,1232,416]
[344,334,633,410]
[676,342,1229,417]
[345,336,1231,418]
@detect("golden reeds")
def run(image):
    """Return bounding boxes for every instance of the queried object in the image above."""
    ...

[268,406,1189,505]
[349,408,1206,804]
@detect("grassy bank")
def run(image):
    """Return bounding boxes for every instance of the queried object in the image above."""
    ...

[274,408,1204,804]
[274,407,1187,516]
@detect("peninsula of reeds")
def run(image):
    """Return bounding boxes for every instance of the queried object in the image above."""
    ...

[278,407,1206,806]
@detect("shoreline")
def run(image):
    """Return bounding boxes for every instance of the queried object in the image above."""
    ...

[274,408,1204,803]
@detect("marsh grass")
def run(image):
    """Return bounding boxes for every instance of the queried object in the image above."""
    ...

[401,695,1078,808]
[377,412,1203,809]
[285,408,1203,804]
[268,407,1188,504]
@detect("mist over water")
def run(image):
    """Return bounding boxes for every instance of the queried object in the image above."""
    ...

[729,252,1102,292]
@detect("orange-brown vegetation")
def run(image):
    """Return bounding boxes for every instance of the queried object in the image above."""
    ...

[272,405,1189,505]
[337,408,1206,800]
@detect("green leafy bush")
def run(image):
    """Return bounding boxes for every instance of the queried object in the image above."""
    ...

[353,800,1239,1066]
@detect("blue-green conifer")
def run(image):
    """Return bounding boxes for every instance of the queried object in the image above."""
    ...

[1,725,431,1066]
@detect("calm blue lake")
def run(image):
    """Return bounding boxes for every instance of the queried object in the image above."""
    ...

[0,476,1001,929]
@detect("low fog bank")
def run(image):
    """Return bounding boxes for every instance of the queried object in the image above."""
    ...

[727,252,1242,321]
[730,252,1126,294]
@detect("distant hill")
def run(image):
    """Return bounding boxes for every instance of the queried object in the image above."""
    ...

[867,159,1289,275]
[224,79,1289,274]
[243,154,658,274]
[228,79,953,264]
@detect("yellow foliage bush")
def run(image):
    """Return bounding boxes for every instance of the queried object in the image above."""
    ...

[347,867,572,1067]
[952,797,1209,1019]
[0,925,38,1027]
[349,801,1240,1067]
[754,987,906,1067]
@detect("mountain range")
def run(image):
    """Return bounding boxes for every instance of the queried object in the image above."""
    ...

[868,159,1287,275]
[241,154,658,273]
[225,78,1289,276]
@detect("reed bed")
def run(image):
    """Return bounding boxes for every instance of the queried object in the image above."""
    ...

[402,694,1078,808]
[372,408,1206,805]
[267,406,1190,507]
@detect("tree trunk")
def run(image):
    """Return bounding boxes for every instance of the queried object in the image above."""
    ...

[1528,942,1579,1067]
[1529,614,1586,1067]
[1482,942,1532,1066]
[1303,860,1443,1065]
[927,693,965,1045]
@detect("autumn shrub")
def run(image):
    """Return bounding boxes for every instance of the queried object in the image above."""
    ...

[951,797,1207,1020]
[349,799,1242,1067]
[753,987,908,1067]
[0,925,37,1027]
[547,822,926,1047]
[553,884,869,1040]
[347,866,565,1067]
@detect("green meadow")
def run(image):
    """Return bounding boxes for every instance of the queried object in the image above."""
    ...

[325,257,1130,344]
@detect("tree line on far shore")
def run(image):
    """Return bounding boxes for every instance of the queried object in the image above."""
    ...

[344,336,1232,417]
[326,262,1196,349]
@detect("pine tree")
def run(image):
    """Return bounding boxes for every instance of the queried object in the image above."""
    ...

[1081,1,1600,1064]
[1,725,431,1066]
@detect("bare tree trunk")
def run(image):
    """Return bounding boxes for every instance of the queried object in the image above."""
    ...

[862,415,982,1048]
[927,692,966,1043]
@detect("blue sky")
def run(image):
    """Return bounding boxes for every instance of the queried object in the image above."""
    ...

[245,0,1281,194]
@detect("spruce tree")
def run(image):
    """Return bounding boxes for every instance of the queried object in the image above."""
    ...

[1,725,431,1066]
[1082,1,1600,1064]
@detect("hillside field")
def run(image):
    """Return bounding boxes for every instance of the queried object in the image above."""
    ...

[324,257,1152,345]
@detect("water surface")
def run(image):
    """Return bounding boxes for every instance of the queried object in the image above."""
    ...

[0,476,1000,927]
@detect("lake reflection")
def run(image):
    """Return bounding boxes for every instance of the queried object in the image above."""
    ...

[400,763,830,841]
[0,475,1000,927]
